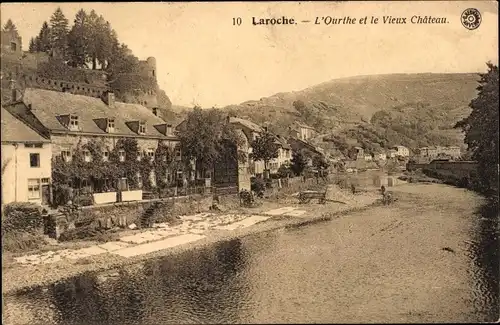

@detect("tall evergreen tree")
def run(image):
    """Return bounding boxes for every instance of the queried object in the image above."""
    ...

[28,37,37,52]
[3,19,18,34]
[86,10,99,69]
[67,9,89,67]
[49,7,69,58]
[35,21,52,53]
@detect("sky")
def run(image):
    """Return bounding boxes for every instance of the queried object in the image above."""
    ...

[1,1,498,107]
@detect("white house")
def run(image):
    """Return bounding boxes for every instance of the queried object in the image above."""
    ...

[1,107,52,206]
[392,145,410,157]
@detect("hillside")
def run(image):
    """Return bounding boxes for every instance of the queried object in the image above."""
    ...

[222,73,480,154]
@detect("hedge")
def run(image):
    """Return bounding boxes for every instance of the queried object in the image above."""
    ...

[2,202,44,234]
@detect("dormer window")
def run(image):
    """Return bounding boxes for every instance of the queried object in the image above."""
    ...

[139,122,146,135]
[107,119,115,133]
[69,115,79,131]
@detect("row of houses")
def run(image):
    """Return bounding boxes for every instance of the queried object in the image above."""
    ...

[1,86,326,207]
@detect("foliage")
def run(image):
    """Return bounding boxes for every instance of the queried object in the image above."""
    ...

[312,154,329,169]
[154,142,177,189]
[290,149,309,176]
[250,131,279,170]
[2,231,46,253]
[277,163,294,178]
[49,7,69,59]
[455,63,499,196]
[239,190,255,207]
[250,177,266,195]
[2,202,44,235]
[177,107,245,170]
[3,19,18,34]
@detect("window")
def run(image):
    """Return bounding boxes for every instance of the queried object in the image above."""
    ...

[10,42,17,51]
[139,122,146,135]
[83,150,91,162]
[137,151,143,161]
[147,148,155,161]
[41,178,50,184]
[61,150,72,162]
[28,179,40,199]
[25,143,43,148]
[118,149,126,162]
[107,119,115,133]
[69,115,79,131]
[175,148,182,161]
[30,153,40,168]
[103,151,109,162]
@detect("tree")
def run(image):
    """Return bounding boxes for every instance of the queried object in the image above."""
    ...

[290,149,308,176]
[455,62,499,196]
[312,154,329,170]
[49,7,69,58]
[177,108,244,171]
[250,131,279,172]
[2,19,18,34]
[34,21,51,53]
[28,38,37,52]
[67,9,90,67]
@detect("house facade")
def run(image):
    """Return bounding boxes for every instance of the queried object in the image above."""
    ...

[3,88,181,193]
[269,135,292,174]
[418,146,461,159]
[393,145,410,157]
[1,107,52,206]
[289,122,316,141]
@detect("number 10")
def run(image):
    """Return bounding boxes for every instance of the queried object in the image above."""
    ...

[233,17,242,26]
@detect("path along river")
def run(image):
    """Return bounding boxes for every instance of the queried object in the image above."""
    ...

[3,184,499,324]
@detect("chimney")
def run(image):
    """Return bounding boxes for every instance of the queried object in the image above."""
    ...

[166,124,173,136]
[102,91,115,107]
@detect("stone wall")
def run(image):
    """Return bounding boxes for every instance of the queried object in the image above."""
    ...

[51,194,219,239]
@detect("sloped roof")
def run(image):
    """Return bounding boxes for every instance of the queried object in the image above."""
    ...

[1,107,49,143]
[295,121,315,130]
[274,135,291,150]
[20,88,174,138]
[229,117,263,133]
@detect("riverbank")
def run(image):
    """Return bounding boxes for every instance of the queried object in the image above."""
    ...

[2,185,380,295]
[4,182,496,324]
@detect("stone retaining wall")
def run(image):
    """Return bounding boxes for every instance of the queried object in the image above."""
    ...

[50,194,222,239]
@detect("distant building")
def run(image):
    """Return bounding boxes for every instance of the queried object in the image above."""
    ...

[269,135,292,174]
[351,146,364,160]
[287,137,326,167]
[1,107,52,206]
[363,154,373,161]
[288,121,316,141]
[374,152,387,161]
[392,145,410,157]
[387,149,397,158]
[417,146,461,159]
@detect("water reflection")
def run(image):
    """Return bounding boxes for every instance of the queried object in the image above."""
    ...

[466,200,499,322]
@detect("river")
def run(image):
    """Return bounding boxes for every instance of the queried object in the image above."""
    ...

[3,184,498,324]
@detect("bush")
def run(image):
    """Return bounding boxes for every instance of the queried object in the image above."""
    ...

[2,202,44,235]
[251,177,266,194]
[239,190,254,207]
[53,184,72,207]
[2,231,46,253]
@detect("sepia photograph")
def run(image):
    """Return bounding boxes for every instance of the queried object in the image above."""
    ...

[1,1,498,324]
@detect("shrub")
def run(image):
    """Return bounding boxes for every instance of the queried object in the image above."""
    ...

[2,231,46,253]
[52,184,72,207]
[239,190,254,207]
[2,202,44,235]
[251,177,266,194]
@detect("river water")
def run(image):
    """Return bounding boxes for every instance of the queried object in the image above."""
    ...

[3,188,499,324]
